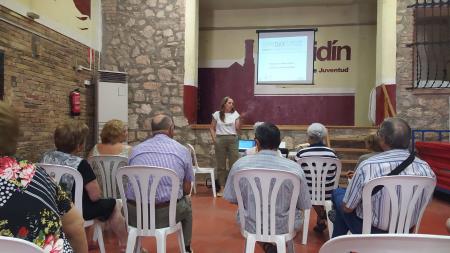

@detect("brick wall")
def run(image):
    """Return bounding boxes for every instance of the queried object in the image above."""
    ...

[0,6,95,161]
[396,0,450,130]
[101,0,189,145]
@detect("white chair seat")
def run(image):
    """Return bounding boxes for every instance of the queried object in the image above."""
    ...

[187,144,216,197]
[319,234,450,253]
[37,163,105,253]
[88,155,128,199]
[116,166,186,253]
[296,157,342,243]
[233,168,302,253]
[361,175,436,234]
[0,236,45,253]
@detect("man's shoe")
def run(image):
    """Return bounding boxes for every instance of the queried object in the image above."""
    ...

[313,222,327,233]
[262,243,277,253]
[328,209,336,223]
[185,245,193,253]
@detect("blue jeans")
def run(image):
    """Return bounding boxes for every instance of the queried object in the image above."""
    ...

[331,188,386,237]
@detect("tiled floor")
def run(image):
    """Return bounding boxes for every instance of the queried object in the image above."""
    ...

[91,187,450,253]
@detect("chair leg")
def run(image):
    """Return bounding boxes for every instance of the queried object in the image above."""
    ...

[126,229,137,253]
[193,176,197,194]
[275,238,287,253]
[176,225,186,253]
[95,223,105,253]
[302,209,310,245]
[244,236,256,253]
[211,172,217,198]
[325,201,333,239]
[287,240,295,253]
[155,230,167,253]
[135,237,142,253]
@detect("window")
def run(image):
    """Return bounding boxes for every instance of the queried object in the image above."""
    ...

[411,0,450,88]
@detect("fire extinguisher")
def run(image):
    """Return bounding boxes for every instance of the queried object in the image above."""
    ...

[70,89,81,116]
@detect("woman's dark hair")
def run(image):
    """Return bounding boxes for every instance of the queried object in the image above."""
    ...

[219,96,235,122]
[255,122,281,150]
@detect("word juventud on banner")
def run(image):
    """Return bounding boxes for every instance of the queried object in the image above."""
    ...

[314,40,351,74]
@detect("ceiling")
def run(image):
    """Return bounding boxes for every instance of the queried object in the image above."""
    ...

[199,0,373,10]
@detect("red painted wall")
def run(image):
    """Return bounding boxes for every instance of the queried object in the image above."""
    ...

[197,40,355,125]
[375,84,396,125]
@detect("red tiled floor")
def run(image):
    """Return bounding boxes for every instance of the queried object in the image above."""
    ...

[90,186,450,253]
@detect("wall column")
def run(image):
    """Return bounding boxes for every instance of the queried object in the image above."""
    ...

[183,0,199,124]
[374,0,397,124]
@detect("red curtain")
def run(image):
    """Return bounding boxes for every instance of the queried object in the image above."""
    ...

[415,141,450,192]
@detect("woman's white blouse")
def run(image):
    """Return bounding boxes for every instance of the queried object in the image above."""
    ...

[212,111,240,135]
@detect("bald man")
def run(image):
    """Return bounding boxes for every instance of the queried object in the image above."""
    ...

[128,114,194,252]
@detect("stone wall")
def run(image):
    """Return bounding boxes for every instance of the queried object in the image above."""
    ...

[0,6,95,161]
[190,126,376,169]
[396,0,449,130]
[101,0,190,145]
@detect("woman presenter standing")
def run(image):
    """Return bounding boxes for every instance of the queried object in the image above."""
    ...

[210,96,240,197]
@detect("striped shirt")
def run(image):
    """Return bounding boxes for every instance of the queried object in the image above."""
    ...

[295,144,338,200]
[223,150,312,234]
[128,134,194,203]
[343,149,435,231]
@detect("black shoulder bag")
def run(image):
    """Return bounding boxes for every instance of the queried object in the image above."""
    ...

[371,152,415,196]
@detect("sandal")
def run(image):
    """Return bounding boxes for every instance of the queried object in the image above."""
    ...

[262,243,277,253]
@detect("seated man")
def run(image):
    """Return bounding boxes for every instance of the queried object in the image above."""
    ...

[128,114,194,252]
[295,123,338,233]
[331,117,435,237]
[223,122,312,253]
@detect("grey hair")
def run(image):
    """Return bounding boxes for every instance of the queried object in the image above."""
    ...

[378,117,411,149]
[253,121,264,130]
[307,123,328,144]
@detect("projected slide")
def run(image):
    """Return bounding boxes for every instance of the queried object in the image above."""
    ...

[257,30,315,84]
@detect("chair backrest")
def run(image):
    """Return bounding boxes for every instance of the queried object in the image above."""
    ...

[296,157,342,204]
[88,155,128,198]
[362,175,436,234]
[186,144,199,168]
[0,236,45,253]
[319,234,450,253]
[36,163,83,212]
[233,168,300,239]
[116,166,180,235]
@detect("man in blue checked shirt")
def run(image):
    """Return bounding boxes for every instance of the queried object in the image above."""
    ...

[128,114,194,253]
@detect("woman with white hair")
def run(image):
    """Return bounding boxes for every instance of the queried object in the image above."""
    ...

[295,123,338,234]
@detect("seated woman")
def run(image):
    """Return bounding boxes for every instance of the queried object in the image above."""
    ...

[0,101,87,253]
[40,121,127,250]
[89,119,131,157]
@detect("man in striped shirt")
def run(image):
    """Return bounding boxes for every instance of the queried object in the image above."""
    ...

[128,114,194,252]
[295,123,338,233]
[331,117,435,237]
[224,122,312,253]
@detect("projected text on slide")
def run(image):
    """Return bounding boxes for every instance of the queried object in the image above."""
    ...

[258,36,308,83]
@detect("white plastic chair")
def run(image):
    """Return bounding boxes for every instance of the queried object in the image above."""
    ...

[362,175,436,234]
[116,166,186,253]
[88,155,128,198]
[0,236,45,253]
[233,168,301,253]
[319,234,450,253]
[296,157,341,242]
[37,163,105,253]
[186,144,216,197]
